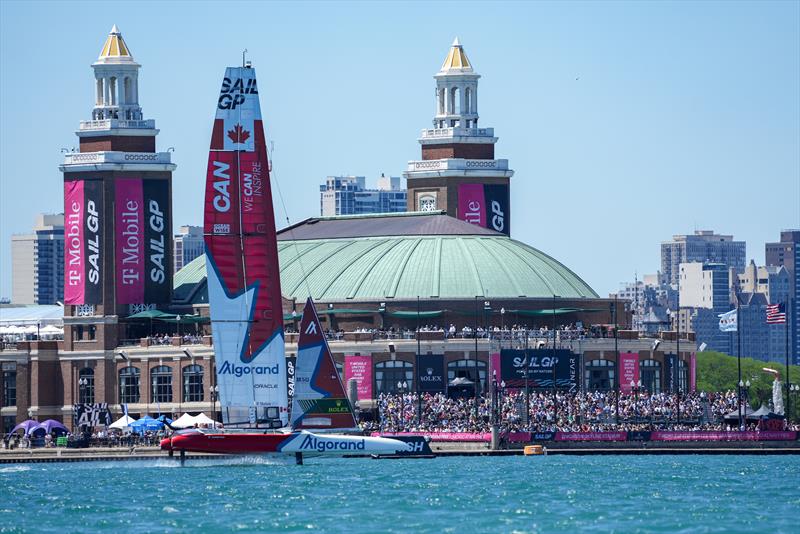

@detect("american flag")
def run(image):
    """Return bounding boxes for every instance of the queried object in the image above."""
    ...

[766,303,786,324]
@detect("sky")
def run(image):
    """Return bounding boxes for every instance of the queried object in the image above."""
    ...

[0,0,798,299]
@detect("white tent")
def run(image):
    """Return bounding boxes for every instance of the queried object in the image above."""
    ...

[109,414,136,429]
[171,413,198,429]
[192,413,219,427]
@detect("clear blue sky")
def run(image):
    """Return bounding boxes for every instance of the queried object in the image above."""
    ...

[1,0,798,299]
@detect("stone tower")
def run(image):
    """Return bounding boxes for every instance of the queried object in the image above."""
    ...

[403,38,514,235]
[59,26,176,351]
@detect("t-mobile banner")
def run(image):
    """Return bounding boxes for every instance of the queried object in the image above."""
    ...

[142,180,171,303]
[344,355,372,400]
[64,180,103,304]
[115,179,144,304]
[500,349,578,392]
[620,352,640,394]
[665,354,677,393]
[457,183,511,236]
[690,352,697,392]
[417,354,445,392]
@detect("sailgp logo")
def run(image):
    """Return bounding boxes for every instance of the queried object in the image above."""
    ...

[218,361,279,377]
[298,434,365,452]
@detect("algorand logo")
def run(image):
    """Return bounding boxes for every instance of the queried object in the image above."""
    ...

[298,434,365,453]
[218,360,279,378]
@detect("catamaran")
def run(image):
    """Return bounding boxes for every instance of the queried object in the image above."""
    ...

[160,63,412,462]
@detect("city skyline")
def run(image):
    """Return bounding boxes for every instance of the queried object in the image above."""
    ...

[1,1,798,299]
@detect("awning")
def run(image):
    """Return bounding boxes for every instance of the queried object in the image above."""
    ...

[506,308,605,316]
[388,310,444,319]
[157,314,208,324]
[319,308,377,315]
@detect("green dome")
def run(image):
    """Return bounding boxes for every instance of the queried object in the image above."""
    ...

[174,214,597,303]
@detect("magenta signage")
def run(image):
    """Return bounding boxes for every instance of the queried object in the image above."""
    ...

[555,432,628,441]
[374,432,491,442]
[344,355,372,400]
[458,184,485,227]
[690,352,697,392]
[620,352,639,394]
[64,180,103,305]
[650,431,796,441]
[457,183,510,235]
[115,178,145,304]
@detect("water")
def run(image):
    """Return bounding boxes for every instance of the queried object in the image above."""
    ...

[1,455,798,533]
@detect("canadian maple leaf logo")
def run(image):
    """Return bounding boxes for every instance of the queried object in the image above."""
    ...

[227,123,251,144]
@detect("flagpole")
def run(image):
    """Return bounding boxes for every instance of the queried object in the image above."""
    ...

[737,300,742,431]
[786,300,791,421]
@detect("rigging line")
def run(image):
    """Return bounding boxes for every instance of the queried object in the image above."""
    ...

[268,141,314,301]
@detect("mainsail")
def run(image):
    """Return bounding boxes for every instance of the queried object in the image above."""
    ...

[203,65,287,427]
[291,298,359,430]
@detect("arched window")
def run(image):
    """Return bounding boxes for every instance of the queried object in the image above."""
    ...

[447,359,486,392]
[96,79,103,105]
[438,87,445,114]
[151,366,173,404]
[641,360,661,394]
[124,77,132,104]
[109,77,117,106]
[183,365,204,403]
[677,359,688,392]
[375,360,412,394]
[119,367,140,404]
[585,359,615,391]
[78,367,95,404]
[418,194,437,212]
[464,87,472,114]
[451,87,460,114]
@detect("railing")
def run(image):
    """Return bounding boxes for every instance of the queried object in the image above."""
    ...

[407,158,509,172]
[79,119,155,130]
[420,127,494,139]
[64,151,172,165]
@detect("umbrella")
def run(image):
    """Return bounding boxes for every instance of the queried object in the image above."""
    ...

[30,420,68,437]
[8,420,39,436]
[129,415,168,433]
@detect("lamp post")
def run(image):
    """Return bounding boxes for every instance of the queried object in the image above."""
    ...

[78,377,88,404]
[500,307,506,349]
[210,385,218,425]
[738,380,750,430]
[612,296,620,425]
[552,295,559,426]
[416,296,421,423]
[676,388,682,428]
[789,384,800,423]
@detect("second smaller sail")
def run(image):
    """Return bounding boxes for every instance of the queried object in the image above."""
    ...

[291,298,359,431]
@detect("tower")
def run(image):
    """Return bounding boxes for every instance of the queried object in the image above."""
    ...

[59,26,176,351]
[403,38,514,235]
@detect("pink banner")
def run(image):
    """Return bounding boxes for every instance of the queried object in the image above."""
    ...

[345,355,372,400]
[374,432,491,442]
[555,432,628,441]
[115,178,144,304]
[490,352,501,383]
[620,352,639,394]
[650,431,796,441]
[689,352,696,392]
[64,181,84,304]
[457,184,485,227]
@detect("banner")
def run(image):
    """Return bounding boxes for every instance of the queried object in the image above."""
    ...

[64,180,104,305]
[72,403,112,428]
[457,183,510,236]
[689,352,696,392]
[650,431,797,441]
[344,355,372,400]
[417,354,445,392]
[142,180,171,303]
[115,178,144,304]
[555,432,628,441]
[665,354,677,393]
[619,352,639,393]
[286,355,296,413]
[628,431,652,441]
[500,349,579,392]
[375,432,490,442]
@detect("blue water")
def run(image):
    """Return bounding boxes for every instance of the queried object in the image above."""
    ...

[1,455,798,533]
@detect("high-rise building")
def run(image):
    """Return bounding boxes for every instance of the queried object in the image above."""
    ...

[403,39,514,236]
[678,262,732,353]
[765,230,799,364]
[58,26,176,351]
[734,263,791,364]
[11,214,65,304]
[661,231,745,286]
[174,226,204,273]
[319,175,406,216]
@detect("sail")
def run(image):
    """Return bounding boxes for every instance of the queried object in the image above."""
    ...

[203,66,287,427]
[291,298,359,430]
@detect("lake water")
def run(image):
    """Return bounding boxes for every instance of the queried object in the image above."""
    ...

[1,455,798,533]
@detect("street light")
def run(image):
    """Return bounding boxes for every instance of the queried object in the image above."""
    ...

[738,380,751,430]
[789,384,800,423]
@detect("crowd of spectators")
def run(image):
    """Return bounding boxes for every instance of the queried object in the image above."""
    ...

[146,333,203,345]
[374,390,798,433]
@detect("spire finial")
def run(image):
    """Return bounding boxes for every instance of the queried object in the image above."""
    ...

[110,24,120,35]
[452,37,461,47]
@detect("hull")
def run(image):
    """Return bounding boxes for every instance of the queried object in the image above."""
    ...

[161,429,410,456]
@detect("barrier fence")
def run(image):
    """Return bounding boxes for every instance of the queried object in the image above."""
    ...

[374,431,799,443]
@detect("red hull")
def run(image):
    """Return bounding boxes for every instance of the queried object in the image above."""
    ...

[162,430,290,454]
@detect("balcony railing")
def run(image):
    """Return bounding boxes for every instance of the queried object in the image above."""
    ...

[420,127,494,139]
[63,151,172,165]
[407,158,509,172]
[79,119,155,130]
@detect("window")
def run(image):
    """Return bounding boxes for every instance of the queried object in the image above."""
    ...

[677,360,688,393]
[2,364,16,406]
[585,359,615,391]
[78,367,95,404]
[641,360,661,394]
[119,367,140,404]
[73,325,83,341]
[419,194,437,212]
[182,365,204,403]
[447,359,486,392]
[375,360,412,394]
[151,366,173,404]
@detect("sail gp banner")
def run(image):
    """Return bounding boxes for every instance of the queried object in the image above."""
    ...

[115,179,172,304]
[457,183,510,235]
[500,349,579,391]
[64,180,104,305]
